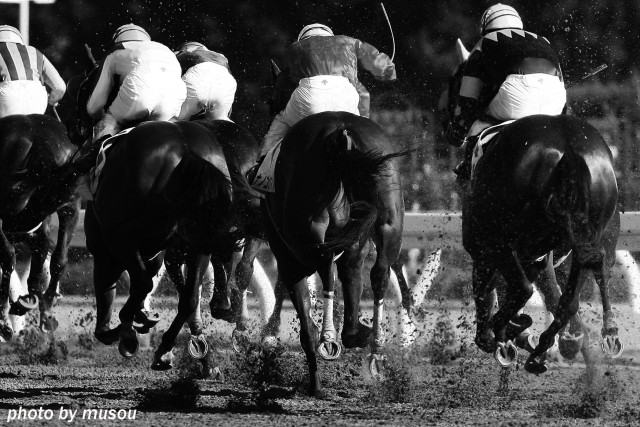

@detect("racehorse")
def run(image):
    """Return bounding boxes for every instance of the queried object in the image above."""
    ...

[160,119,269,355]
[0,114,82,341]
[261,111,407,397]
[83,120,238,362]
[441,39,622,374]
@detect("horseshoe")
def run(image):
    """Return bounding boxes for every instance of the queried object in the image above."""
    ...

[317,340,342,360]
[369,353,386,381]
[188,334,209,359]
[601,335,624,359]
[494,340,518,368]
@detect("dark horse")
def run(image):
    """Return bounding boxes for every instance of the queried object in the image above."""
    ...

[0,114,82,341]
[84,121,237,361]
[441,40,622,374]
[261,111,407,397]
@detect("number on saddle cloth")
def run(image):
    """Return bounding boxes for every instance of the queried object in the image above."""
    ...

[88,128,135,196]
[470,120,515,177]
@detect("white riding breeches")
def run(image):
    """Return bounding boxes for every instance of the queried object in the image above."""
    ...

[260,75,359,157]
[108,66,186,123]
[0,80,47,118]
[487,73,566,121]
[178,62,237,121]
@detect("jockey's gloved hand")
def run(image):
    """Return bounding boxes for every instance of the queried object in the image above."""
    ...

[445,126,466,148]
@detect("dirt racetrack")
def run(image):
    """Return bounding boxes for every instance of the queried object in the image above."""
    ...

[1,296,640,426]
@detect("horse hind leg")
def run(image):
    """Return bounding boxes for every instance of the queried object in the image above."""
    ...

[594,257,624,358]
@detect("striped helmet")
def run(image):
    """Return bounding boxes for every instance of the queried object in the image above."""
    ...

[480,4,523,36]
[174,41,208,53]
[112,24,151,44]
[297,23,333,41]
[0,26,24,44]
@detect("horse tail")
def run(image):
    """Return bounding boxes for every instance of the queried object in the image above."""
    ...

[317,126,407,253]
[164,152,236,253]
[544,144,601,267]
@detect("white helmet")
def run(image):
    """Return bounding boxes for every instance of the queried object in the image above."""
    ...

[480,3,523,36]
[175,41,208,54]
[297,23,333,42]
[0,25,24,44]
[112,24,151,44]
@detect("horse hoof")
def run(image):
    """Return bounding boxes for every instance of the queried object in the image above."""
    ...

[151,350,174,370]
[515,333,538,353]
[601,335,624,359]
[188,334,209,359]
[118,327,139,358]
[0,323,14,343]
[369,353,386,381]
[494,340,518,367]
[94,326,121,345]
[359,315,373,329]
[9,294,39,316]
[475,328,496,353]
[40,315,59,334]
[558,332,584,360]
[317,340,342,360]
[343,322,372,349]
[524,358,548,375]
[133,310,160,333]
[505,314,533,341]
[231,329,250,353]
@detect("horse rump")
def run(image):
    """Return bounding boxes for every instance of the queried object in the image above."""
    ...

[163,151,236,253]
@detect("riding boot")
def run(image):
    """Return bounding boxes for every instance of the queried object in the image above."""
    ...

[246,156,265,185]
[453,135,479,181]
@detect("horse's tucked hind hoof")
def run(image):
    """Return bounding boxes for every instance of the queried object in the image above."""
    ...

[40,315,59,334]
[318,339,342,360]
[494,340,518,367]
[601,335,624,359]
[9,294,39,316]
[514,332,538,353]
[0,322,14,343]
[231,328,250,353]
[133,310,160,334]
[188,334,209,359]
[505,314,533,341]
[558,331,584,360]
[118,326,139,358]
[369,353,386,381]
[342,319,373,349]
[94,326,121,345]
[151,350,174,370]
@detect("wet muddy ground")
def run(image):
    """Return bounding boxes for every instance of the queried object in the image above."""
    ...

[1,298,639,426]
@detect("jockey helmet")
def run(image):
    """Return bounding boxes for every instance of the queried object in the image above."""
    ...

[112,24,151,44]
[0,26,24,44]
[174,41,208,53]
[480,3,523,36]
[297,23,333,41]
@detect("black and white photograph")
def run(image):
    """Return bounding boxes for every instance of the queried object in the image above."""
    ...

[0,0,639,425]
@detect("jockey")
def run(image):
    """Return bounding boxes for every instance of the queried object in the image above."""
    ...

[174,41,237,121]
[0,25,66,118]
[448,3,566,180]
[259,23,396,160]
[86,24,186,143]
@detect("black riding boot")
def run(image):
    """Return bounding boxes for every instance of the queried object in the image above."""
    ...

[246,156,265,185]
[453,136,479,181]
[72,135,112,175]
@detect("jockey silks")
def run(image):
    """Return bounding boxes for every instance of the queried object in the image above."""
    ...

[452,29,565,140]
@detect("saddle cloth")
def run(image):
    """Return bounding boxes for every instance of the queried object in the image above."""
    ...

[251,141,282,193]
[470,120,515,178]
[78,128,134,201]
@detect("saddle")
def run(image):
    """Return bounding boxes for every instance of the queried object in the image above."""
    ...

[470,120,515,178]
[76,128,134,201]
